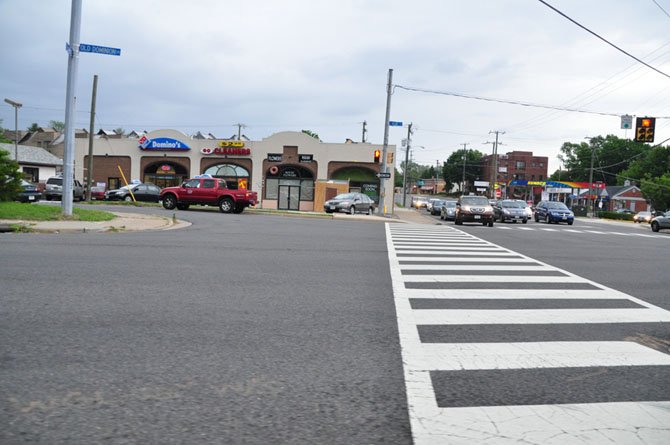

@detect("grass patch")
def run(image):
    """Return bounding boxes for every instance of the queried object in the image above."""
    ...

[0,202,116,222]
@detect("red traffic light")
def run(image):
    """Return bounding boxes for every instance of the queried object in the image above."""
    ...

[641,118,653,127]
[374,149,381,163]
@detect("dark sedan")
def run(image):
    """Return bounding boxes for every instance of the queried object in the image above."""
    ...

[440,200,457,221]
[324,192,376,214]
[16,180,42,203]
[105,183,161,202]
[494,199,528,223]
[534,201,574,225]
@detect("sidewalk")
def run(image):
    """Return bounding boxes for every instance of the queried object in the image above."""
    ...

[0,211,190,234]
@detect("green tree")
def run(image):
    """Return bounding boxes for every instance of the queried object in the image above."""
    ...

[442,149,483,193]
[0,149,22,201]
[49,120,65,132]
[619,145,670,185]
[640,173,670,211]
[0,119,12,143]
[301,129,320,141]
[27,123,40,132]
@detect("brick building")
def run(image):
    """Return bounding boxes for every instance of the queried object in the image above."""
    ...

[481,150,548,198]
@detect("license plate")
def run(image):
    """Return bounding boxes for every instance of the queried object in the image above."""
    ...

[474,215,481,220]
[29,196,35,200]
[562,216,567,220]
[330,205,336,210]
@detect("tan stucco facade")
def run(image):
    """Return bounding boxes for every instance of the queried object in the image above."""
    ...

[74,130,396,212]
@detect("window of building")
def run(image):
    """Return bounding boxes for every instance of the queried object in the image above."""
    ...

[108,177,120,190]
[22,167,39,183]
[264,165,314,201]
[203,163,250,190]
[516,161,526,170]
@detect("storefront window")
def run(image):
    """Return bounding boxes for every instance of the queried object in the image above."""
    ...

[265,178,279,199]
[144,163,188,188]
[265,165,314,201]
[331,167,379,203]
[204,164,250,190]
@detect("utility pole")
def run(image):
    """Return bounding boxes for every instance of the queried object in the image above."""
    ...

[588,140,595,217]
[86,74,98,202]
[62,0,83,216]
[461,143,469,193]
[485,131,505,199]
[3,98,21,163]
[401,123,413,208]
[435,159,440,194]
[378,68,393,216]
[361,120,367,143]
[235,123,246,140]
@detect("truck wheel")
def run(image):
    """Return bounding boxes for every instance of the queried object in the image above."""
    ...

[176,203,190,210]
[219,197,234,213]
[124,195,132,202]
[162,194,177,210]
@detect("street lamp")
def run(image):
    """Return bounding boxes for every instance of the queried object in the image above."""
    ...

[4,98,22,162]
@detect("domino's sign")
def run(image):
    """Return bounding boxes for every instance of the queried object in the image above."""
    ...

[138,136,190,151]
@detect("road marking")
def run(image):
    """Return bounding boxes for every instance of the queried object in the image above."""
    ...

[386,224,670,444]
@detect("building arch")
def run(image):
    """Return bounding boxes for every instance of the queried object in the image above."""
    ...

[264,164,315,210]
[143,161,189,188]
[331,166,380,202]
[203,163,251,189]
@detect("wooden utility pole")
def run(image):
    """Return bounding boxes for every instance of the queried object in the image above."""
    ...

[86,74,98,202]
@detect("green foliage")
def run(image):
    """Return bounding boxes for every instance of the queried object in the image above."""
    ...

[640,173,670,212]
[596,211,633,221]
[0,201,116,221]
[0,149,22,201]
[27,123,40,132]
[442,149,483,193]
[0,118,12,143]
[619,146,670,185]
[301,129,320,141]
[49,120,65,132]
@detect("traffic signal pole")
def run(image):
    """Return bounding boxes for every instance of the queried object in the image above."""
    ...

[378,69,393,216]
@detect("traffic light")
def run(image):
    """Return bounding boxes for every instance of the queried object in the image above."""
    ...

[635,117,655,143]
[374,149,381,163]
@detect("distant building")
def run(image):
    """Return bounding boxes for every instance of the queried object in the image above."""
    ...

[481,150,548,199]
[1,142,63,183]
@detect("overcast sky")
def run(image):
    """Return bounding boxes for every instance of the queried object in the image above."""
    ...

[1,0,669,174]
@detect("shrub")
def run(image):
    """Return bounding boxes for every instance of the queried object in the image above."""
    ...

[0,149,22,201]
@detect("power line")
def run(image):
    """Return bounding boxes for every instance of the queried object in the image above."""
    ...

[537,0,670,80]
[652,0,670,19]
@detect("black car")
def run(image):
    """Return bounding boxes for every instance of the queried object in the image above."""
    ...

[16,180,42,203]
[493,199,528,223]
[105,183,162,202]
[430,199,446,215]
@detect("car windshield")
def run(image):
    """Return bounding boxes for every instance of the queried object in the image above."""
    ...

[445,201,457,208]
[334,193,356,200]
[461,196,489,206]
[501,201,524,208]
[546,202,569,210]
[47,178,62,185]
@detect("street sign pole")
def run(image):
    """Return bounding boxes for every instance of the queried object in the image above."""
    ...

[378,69,393,216]
[62,0,82,217]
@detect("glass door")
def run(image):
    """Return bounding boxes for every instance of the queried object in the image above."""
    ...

[278,185,301,210]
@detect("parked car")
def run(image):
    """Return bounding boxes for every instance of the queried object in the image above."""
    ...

[89,185,106,200]
[429,199,446,215]
[324,192,375,215]
[105,183,161,202]
[633,211,653,224]
[16,180,42,203]
[535,201,574,225]
[161,176,257,213]
[493,199,528,223]
[650,211,670,232]
[615,208,634,214]
[455,195,494,227]
[44,175,85,201]
[518,200,534,219]
[411,196,429,209]
[440,200,457,221]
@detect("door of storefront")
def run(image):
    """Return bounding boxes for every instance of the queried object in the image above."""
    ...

[278,185,300,210]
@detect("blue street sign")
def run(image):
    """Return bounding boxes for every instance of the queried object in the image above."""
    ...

[389,121,403,127]
[79,43,121,56]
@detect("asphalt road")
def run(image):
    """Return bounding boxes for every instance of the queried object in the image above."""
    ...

[0,208,411,444]
[423,211,670,311]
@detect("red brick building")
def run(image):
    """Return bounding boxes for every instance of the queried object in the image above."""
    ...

[481,150,548,198]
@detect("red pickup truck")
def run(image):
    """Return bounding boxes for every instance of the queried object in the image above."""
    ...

[160,177,257,213]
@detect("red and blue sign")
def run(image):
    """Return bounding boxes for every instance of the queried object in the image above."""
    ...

[138,136,190,151]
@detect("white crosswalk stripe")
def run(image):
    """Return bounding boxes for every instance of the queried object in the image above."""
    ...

[386,223,670,444]
[479,223,670,238]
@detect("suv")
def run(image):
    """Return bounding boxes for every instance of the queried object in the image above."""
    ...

[455,195,494,226]
[44,175,85,201]
[160,176,257,213]
[493,199,528,223]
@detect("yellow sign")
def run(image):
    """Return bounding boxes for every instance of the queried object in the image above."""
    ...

[219,141,245,148]
[238,179,248,190]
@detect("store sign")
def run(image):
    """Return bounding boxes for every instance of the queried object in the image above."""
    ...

[219,141,245,148]
[201,146,251,156]
[299,154,313,163]
[138,136,190,151]
[282,167,298,177]
[267,153,283,162]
